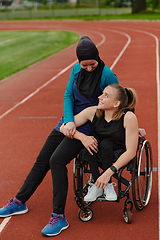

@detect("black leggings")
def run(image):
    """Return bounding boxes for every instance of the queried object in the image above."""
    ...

[16,129,83,214]
[83,138,121,182]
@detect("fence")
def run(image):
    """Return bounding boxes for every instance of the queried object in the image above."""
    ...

[0,0,132,20]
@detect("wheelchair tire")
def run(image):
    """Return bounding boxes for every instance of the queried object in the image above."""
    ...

[78,208,93,222]
[123,208,132,224]
[73,158,93,206]
[132,139,153,210]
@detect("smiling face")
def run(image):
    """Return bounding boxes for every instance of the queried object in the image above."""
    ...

[97,85,120,110]
[80,59,98,72]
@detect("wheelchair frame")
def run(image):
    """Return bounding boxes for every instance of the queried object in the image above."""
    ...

[73,137,153,224]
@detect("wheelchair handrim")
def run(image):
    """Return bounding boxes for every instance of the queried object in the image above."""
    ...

[137,140,153,207]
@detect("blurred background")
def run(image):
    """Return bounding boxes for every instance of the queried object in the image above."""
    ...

[0,0,160,20]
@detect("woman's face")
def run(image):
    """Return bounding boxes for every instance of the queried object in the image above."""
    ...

[80,60,98,72]
[98,86,119,110]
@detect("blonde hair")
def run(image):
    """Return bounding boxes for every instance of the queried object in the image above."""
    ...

[96,84,137,121]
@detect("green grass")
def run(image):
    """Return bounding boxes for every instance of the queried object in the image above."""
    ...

[0,30,79,81]
[0,9,160,81]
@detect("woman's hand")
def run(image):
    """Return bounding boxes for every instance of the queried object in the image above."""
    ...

[138,128,146,138]
[80,135,98,155]
[95,168,113,189]
[63,122,76,139]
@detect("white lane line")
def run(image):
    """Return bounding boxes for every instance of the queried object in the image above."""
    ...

[19,116,57,119]
[99,27,159,226]
[0,59,77,120]
[93,31,106,47]
[137,30,160,239]
[95,28,131,71]
[0,29,131,121]
[133,29,160,143]
[0,31,105,233]
[123,27,160,237]
[107,30,131,71]
[0,31,105,120]
[0,217,11,233]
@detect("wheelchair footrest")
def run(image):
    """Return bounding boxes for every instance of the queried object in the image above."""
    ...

[96,194,118,202]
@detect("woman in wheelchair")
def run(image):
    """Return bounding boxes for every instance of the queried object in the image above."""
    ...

[61,84,139,202]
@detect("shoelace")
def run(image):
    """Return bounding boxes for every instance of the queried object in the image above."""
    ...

[87,183,95,193]
[3,198,15,209]
[48,215,61,226]
[106,182,116,192]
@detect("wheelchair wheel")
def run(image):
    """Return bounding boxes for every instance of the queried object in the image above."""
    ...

[78,208,93,222]
[132,139,153,210]
[73,158,93,206]
[123,208,132,224]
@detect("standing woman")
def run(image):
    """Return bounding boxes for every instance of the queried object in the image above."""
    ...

[0,36,118,236]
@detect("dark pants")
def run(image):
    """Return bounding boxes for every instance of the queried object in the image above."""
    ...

[16,129,83,214]
[84,138,121,182]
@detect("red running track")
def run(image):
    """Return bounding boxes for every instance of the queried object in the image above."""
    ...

[0,20,159,240]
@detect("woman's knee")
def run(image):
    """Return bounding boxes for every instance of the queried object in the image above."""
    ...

[34,152,50,170]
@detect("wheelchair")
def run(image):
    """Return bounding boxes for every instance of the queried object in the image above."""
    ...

[73,137,153,224]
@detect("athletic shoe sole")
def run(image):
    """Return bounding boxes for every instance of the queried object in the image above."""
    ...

[84,194,103,202]
[84,197,97,202]
[0,208,28,217]
[105,196,117,201]
[41,223,69,236]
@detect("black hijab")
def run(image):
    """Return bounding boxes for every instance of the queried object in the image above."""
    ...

[76,36,105,98]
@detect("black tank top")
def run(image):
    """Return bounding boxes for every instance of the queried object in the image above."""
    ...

[92,111,126,148]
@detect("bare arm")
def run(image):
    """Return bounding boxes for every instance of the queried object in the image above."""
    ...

[60,106,98,154]
[62,106,97,139]
[60,106,97,132]
[74,106,97,127]
[95,112,139,189]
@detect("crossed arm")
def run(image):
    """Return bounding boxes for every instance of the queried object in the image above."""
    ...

[61,106,99,155]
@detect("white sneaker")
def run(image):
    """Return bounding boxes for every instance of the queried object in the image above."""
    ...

[84,184,103,202]
[104,183,117,201]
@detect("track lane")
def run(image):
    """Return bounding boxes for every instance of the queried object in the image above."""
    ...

[0,21,159,240]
